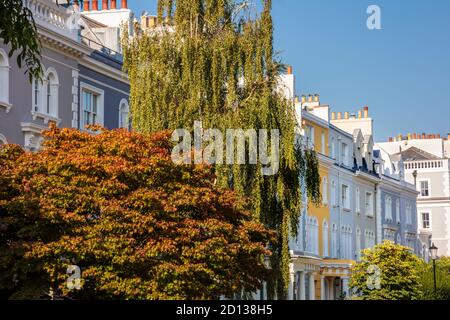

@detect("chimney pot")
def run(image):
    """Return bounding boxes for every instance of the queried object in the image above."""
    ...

[337,112,342,120]
[308,95,313,102]
[83,0,90,11]
[314,94,319,102]
[92,0,99,11]
[111,0,117,9]
[389,137,393,142]
[344,112,349,119]
[102,0,108,10]
[331,112,336,120]
[121,0,128,9]
[301,95,306,103]
[363,106,369,118]
[357,110,362,118]
[287,66,293,75]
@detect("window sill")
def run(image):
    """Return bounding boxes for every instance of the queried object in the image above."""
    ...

[0,101,12,113]
[32,111,61,125]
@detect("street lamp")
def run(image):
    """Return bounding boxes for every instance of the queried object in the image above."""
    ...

[430,243,438,297]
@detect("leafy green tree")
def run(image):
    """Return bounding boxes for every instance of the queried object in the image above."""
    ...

[418,257,450,300]
[123,0,321,299]
[0,126,273,299]
[349,241,423,300]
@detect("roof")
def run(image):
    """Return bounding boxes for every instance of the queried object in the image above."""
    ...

[395,146,441,161]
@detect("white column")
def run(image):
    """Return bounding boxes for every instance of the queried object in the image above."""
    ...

[320,276,326,300]
[288,271,295,300]
[309,273,315,301]
[329,278,335,300]
[342,277,350,299]
[299,271,306,300]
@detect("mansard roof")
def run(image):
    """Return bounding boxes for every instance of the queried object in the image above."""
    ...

[395,146,441,161]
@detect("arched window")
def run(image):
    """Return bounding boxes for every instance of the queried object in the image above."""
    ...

[356,228,361,261]
[119,99,130,129]
[322,177,328,206]
[322,220,329,257]
[396,199,400,223]
[0,133,7,145]
[32,67,59,118]
[355,187,361,214]
[331,224,338,258]
[0,48,10,106]
[385,196,392,221]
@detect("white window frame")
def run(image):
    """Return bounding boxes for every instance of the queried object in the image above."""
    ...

[80,82,105,129]
[341,142,348,166]
[0,48,11,112]
[419,179,430,198]
[342,184,350,210]
[31,67,60,123]
[321,131,326,155]
[385,195,392,221]
[396,199,400,223]
[421,211,431,229]
[365,192,374,217]
[322,220,329,258]
[406,203,413,225]
[0,133,7,145]
[355,187,361,214]
[322,177,328,206]
[119,98,130,129]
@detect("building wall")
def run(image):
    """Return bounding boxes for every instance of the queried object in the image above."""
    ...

[77,64,129,130]
[0,44,78,146]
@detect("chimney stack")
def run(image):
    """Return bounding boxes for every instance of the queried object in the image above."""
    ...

[92,0,99,11]
[363,106,369,118]
[102,0,108,10]
[121,0,128,9]
[111,0,117,9]
[287,66,293,75]
[83,0,90,11]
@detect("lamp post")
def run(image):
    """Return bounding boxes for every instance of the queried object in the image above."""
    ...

[430,243,438,297]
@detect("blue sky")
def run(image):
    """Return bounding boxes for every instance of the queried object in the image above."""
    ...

[128,0,450,141]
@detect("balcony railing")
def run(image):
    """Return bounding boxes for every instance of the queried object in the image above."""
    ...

[24,0,78,41]
[80,36,123,62]
[404,159,447,170]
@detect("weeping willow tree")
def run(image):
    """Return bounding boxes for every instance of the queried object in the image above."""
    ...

[122,0,320,299]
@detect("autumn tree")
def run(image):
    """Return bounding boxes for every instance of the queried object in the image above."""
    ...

[0,126,273,300]
[123,0,321,299]
[349,241,423,300]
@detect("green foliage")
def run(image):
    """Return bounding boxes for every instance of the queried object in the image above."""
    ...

[0,126,274,300]
[418,257,450,300]
[349,241,423,300]
[123,0,321,299]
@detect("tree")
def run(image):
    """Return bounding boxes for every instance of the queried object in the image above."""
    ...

[123,0,321,299]
[349,241,422,300]
[418,257,450,300]
[0,125,274,299]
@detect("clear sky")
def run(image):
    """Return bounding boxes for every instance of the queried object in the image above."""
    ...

[128,0,450,141]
